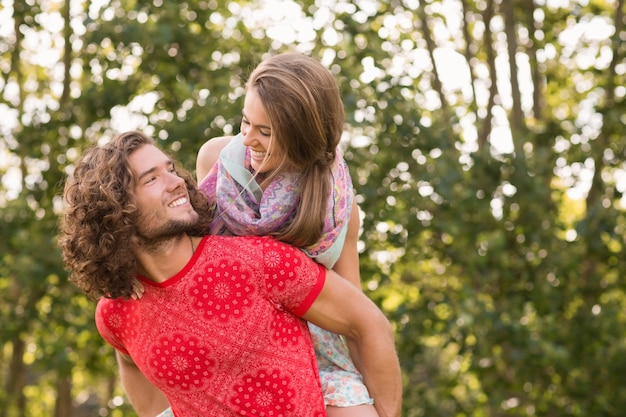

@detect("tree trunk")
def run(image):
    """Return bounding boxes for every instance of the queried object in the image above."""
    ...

[478,0,498,149]
[524,0,543,120]
[501,0,524,139]
[2,338,26,417]
[417,3,448,113]
[61,0,72,107]
[459,0,479,112]
[55,376,73,417]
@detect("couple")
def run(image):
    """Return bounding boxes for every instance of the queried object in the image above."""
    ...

[58,53,402,417]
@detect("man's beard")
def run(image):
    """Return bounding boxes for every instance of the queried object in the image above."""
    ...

[135,215,199,251]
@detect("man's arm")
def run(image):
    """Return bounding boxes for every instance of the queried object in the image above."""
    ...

[301,270,402,417]
[116,351,171,417]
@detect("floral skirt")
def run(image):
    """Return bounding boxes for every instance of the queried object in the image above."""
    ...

[309,323,374,406]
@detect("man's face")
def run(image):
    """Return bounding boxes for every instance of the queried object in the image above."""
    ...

[129,144,199,240]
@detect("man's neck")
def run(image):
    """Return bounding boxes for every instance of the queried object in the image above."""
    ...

[134,234,196,283]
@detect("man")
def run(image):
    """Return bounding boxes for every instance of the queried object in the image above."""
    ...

[58,131,402,417]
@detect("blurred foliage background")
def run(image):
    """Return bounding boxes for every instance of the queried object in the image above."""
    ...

[1,0,625,415]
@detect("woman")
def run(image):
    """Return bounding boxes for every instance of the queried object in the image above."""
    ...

[196,53,378,416]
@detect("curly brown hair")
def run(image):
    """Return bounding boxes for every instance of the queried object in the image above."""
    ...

[58,131,213,300]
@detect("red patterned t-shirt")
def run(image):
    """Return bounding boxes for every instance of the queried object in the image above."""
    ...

[96,235,327,417]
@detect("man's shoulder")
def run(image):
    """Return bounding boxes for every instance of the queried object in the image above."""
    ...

[205,234,284,246]
[96,295,131,313]
[202,235,308,263]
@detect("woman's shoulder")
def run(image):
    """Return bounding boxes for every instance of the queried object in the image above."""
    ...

[198,135,235,156]
[196,135,235,183]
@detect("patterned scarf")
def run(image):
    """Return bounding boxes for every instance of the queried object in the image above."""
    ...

[199,133,353,267]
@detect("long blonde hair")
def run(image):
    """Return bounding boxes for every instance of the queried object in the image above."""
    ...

[246,53,345,247]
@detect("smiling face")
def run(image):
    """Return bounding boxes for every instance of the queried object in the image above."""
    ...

[240,88,282,174]
[129,144,199,240]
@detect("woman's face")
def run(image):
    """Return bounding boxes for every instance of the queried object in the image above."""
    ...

[240,89,281,173]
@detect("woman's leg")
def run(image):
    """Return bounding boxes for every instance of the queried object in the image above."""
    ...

[327,404,379,417]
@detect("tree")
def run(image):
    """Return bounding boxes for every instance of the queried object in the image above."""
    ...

[1,0,625,415]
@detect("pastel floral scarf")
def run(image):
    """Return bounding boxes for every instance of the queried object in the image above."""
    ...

[199,133,353,267]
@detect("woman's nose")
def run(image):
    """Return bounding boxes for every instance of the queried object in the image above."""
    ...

[242,130,256,146]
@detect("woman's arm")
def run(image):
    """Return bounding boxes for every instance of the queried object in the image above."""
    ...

[331,199,362,289]
[195,136,233,184]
